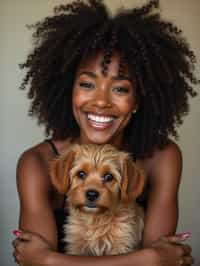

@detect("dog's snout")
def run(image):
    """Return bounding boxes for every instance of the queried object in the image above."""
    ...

[86,190,99,202]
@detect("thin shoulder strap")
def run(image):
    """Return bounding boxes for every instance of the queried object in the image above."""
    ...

[45,139,60,156]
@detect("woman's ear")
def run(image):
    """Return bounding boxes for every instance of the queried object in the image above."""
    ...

[120,157,146,202]
[50,149,76,194]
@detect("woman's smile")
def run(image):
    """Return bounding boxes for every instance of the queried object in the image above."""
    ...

[87,113,115,130]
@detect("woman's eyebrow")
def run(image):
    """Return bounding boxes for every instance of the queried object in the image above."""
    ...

[112,75,132,82]
[79,71,131,82]
[79,71,97,78]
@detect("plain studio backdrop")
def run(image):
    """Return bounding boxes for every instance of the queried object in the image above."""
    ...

[0,0,199,265]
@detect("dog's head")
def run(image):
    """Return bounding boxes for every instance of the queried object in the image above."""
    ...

[50,144,146,213]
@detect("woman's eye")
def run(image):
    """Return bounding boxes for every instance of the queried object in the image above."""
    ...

[79,82,95,89]
[113,87,129,94]
[77,170,86,180]
[103,173,114,182]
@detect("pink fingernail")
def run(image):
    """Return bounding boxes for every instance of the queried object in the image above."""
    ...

[181,232,191,239]
[13,230,21,237]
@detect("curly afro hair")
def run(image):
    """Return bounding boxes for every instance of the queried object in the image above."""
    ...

[20,0,199,158]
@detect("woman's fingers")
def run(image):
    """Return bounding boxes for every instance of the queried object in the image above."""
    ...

[179,255,194,265]
[182,244,192,255]
[17,231,33,241]
[13,229,33,242]
[13,251,19,264]
[12,238,21,248]
[165,233,192,260]
[12,230,33,264]
[13,229,22,238]
[153,234,194,265]
[166,232,191,243]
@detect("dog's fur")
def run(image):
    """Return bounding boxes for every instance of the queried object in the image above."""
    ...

[50,144,146,255]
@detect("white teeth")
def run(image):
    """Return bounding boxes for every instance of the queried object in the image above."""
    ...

[87,113,114,123]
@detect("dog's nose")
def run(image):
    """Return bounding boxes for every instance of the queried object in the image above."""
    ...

[86,190,99,202]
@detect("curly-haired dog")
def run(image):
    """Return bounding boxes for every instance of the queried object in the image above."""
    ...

[50,144,146,255]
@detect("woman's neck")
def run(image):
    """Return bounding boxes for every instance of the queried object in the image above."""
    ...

[76,134,127,151]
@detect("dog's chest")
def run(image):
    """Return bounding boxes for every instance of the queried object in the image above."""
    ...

[64,205,144,255]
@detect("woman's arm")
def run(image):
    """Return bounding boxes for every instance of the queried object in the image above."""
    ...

[143,141,182,246]
[47,247,154,266]
[13,230,193,266]
[16,149,58,249]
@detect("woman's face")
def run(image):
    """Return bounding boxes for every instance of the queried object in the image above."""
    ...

[72,51,137,147]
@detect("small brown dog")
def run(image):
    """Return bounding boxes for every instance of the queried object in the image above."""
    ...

[50,144,146,255]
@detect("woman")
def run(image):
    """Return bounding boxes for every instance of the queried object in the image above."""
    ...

[13,0,198,265]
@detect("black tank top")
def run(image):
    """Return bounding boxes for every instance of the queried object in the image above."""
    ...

[45,139,68,253]
[46,139,149,252]
[132,154,150,210]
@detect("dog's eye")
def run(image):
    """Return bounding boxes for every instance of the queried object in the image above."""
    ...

[103,173,114,182]
[77,170,86,180]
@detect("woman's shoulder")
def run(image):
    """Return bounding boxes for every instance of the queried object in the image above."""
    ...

[138,140,182,185]
[17,141,51,171]
[150,140,182,166]
[16,142,52,191]
[16,138,76,197]
[17,138,73,175]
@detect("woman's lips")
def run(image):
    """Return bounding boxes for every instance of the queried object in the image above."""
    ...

[87,113,114,123]
[86,113,115,130]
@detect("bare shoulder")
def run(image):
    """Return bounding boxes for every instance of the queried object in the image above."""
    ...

[140,140,182,188]
[151,140,182,168]
[16,139,73,193]
[17,141,51,177]
[16,142,52,195]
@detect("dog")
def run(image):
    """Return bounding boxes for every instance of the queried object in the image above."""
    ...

[50,144,146,256]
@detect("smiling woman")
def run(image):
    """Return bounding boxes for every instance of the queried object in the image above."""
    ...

[72,51,136,146]
[12,0,199,265]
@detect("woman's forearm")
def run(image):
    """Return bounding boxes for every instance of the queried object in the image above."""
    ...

[46,248,156,266]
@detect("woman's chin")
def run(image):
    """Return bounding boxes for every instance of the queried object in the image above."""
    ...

[83,133,114,145]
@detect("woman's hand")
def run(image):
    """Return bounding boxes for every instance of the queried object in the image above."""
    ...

[150,234,194,266]
[12,230,54,265]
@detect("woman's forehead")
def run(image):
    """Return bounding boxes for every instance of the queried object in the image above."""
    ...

[76,50,131,78]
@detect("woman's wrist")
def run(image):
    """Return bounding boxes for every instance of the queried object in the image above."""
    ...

[45,250,58,266]
[143,248,159,265]
[128,247,158,266]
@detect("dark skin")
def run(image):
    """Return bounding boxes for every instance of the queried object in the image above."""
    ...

[13,51,193,266]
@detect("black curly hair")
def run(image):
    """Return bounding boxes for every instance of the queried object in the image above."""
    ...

[20,0,199,158]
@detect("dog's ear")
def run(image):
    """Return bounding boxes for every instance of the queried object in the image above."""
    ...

[121,158,146,202]
[50,149,76,194]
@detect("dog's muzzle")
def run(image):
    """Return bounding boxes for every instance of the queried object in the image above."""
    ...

[85,189,99,208]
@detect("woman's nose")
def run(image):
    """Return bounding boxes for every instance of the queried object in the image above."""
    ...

[93,87,111,108]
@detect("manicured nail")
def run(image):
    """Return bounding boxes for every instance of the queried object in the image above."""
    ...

[13,230,21,237]
[181,232,191,240]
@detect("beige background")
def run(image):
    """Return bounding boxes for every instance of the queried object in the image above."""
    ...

[0,0,199,265]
